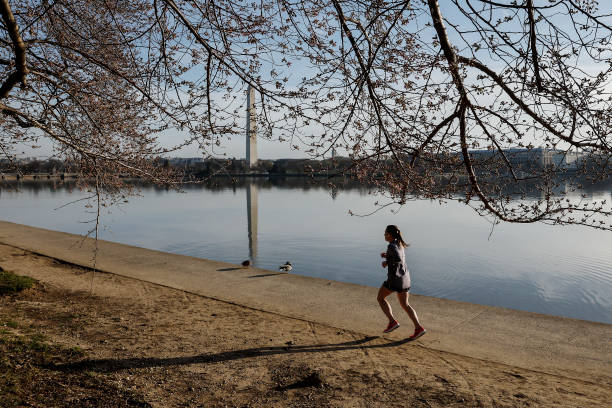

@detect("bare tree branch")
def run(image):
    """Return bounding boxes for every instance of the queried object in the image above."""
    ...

[0,0,28,98]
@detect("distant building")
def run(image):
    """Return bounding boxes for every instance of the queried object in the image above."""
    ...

[468,147,585,171]
[168,157,204,165]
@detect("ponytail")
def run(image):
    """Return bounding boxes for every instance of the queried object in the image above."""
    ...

[385,225,409,248]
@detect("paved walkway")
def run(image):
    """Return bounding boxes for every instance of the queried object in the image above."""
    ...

[0,220,610,384]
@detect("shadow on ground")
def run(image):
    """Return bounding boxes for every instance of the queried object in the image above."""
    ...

[49,336,419,374]
[248,273,286,278]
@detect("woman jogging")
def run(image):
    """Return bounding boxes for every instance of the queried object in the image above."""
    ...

[378,224,426,339]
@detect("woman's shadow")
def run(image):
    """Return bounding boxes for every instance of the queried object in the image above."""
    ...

[50,336,417,374]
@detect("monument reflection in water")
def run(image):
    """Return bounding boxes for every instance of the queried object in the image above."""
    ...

[247,182,258,262]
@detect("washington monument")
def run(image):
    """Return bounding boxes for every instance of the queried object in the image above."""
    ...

[246,85,257,168]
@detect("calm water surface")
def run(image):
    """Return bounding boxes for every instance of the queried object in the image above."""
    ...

[1,178,611,324]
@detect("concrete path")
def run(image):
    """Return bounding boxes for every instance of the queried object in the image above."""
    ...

[0,220,610,384]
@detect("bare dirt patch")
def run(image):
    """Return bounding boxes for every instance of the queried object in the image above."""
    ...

[0,244,608,407]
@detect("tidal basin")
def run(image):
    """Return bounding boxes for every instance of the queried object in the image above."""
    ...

[1,178,611,324]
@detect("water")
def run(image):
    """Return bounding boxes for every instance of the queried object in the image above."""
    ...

[1,178,611,324]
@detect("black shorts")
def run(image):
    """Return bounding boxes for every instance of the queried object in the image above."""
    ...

[382,280,410,293]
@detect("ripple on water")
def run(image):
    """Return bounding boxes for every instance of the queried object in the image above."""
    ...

[411,249,612,323]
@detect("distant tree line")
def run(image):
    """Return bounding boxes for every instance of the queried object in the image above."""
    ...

[0,156,355,178]
[172,157,355,178]
[0,158,74,175]
[3,150,608,182]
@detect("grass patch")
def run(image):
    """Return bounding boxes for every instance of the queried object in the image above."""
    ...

[0,331,151,407]
[29,333,49,352]
[3,319,18,329]
[0,270,36,294]
[67,346,85,358]
[0,332,51,354]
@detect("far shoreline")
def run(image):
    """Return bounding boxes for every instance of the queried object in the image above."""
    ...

[0,172,346,181]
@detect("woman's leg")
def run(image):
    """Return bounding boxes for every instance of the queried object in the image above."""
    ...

[377,285,395,323]
[397,291,422,329]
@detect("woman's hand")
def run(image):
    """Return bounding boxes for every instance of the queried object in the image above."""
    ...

[380,252,387,258]
[381,261,387,268]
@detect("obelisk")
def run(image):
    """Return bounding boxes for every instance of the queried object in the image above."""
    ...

[246,85,257,169]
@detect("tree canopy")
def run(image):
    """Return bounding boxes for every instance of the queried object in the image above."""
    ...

[1,0,611,229]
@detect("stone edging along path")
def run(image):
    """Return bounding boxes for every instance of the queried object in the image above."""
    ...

[0,220,610,385]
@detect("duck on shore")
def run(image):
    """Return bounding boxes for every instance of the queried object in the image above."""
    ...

[279,262,292,272]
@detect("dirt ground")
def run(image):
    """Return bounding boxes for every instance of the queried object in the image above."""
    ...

[0,243,609,408]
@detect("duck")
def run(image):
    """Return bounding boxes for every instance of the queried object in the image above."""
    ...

[279,261,292,272]
[241,260,251,268]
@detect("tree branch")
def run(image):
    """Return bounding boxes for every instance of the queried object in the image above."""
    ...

[457,55,602,149]
[527,0,544,92]
[0,0,28,99]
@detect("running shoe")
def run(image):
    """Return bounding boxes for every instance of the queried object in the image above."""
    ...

[409,326,426,340]
[383,320,400,333]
